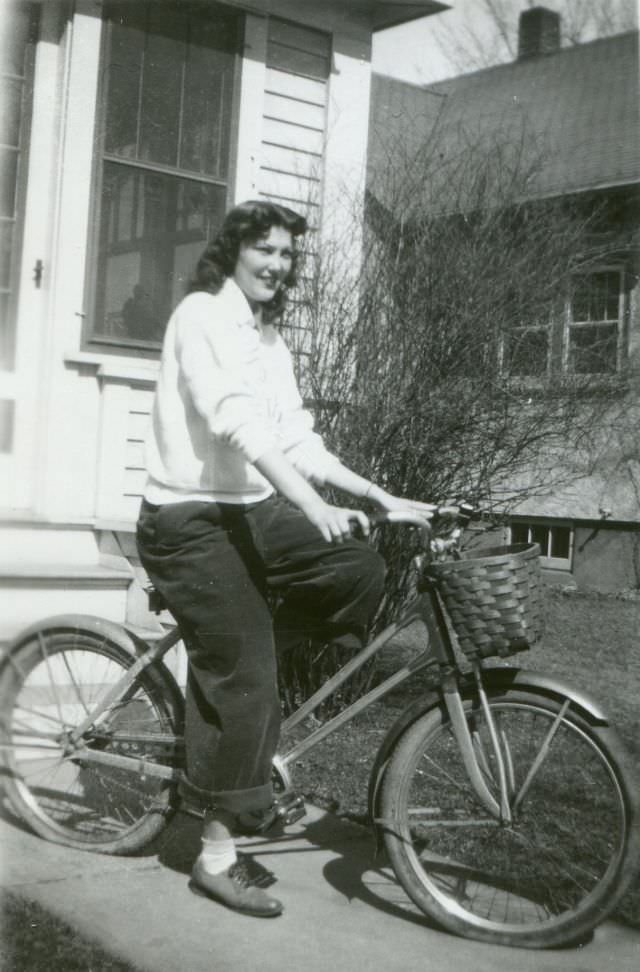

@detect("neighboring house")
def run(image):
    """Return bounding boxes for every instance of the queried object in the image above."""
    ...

[368,8,640,591]
[0,0,448,642]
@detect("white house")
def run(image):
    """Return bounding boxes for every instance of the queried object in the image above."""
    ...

[0,0,447,642]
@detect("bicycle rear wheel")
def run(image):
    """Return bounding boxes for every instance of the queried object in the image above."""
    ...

[0,629,184,854]
[380,688,640,948]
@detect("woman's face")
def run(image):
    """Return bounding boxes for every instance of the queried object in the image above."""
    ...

[233,225,294,305]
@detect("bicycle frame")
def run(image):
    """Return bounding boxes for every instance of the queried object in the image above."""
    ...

[58,571,514,824]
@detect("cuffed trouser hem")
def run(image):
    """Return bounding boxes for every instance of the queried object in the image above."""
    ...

[178,777,273,817]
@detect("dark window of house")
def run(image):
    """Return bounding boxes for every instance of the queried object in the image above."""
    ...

[511,520,572,565]
[0,1,37,372]
[567,270,622,375]
[89,1,239,352]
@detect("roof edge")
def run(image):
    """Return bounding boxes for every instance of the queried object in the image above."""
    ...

[371,2,450,32]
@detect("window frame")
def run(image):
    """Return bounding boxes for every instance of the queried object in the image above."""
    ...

[500,263,630,385]
[563,265,627,377]
[83,0,243,358]
[509,518,574,571]
[1,1,39,374]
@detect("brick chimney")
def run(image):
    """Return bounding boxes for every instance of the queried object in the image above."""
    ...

[517,7,561,59]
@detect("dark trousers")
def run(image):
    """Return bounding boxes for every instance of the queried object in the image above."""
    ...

[136,495,386,816]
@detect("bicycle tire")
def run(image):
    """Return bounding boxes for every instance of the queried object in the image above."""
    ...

[0,629,184,854]
[380,687,640,948]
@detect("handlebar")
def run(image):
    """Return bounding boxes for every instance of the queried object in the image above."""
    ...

[369,503,478,532]
[365,504,482,554]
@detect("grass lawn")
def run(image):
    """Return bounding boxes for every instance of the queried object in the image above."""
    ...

[0,892,138,972]
[284,587,640,928]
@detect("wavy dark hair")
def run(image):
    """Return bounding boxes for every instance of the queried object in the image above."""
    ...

[187,200,307,319]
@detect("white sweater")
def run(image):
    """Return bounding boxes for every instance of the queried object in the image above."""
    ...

[144,278,338,505]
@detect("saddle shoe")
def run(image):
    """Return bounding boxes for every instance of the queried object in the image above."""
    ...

[190,857,283,918]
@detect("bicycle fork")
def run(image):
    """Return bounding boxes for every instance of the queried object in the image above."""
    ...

[443,668,512,823]
[443,665,571,824]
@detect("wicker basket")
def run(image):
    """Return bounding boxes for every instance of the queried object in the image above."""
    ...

[425,542,544,659]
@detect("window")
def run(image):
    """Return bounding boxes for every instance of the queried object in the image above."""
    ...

[566,270,624,375]
[510,519,573,569]
[502,267,628,381]
[0,2,37,458]
[0,1,37,374]
[88,1,239,352]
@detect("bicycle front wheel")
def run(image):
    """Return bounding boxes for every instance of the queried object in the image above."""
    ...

[0,630,184,854]
[380,688,640,948]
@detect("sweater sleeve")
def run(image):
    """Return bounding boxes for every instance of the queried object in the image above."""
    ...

[174,292,278,463]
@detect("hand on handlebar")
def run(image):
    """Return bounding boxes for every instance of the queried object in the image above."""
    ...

[303,500,370,544]
[368,489,437,525]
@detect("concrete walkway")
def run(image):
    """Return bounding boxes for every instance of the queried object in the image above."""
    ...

[1,803,639,972]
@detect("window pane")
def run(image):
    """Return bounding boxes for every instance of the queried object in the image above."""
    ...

[572,271,620,323]
[550,527,570,559]
[104,5,145,158]
[138,5,185,167]
[0,1,36,377]
[506,327,549,376]
[530,525,549,553]
[181,17,235,177]
[93,162,226,345]
[0,149,19,218]
[0,397,14,452]
[1,80,24,148]
[0,2,32,75]
[511,523,529,544]
[568,323,617,374]
[106,3,236,174]
[0,294,14,369]
[0,222,13,288]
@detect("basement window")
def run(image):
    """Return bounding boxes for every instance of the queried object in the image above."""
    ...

[510,520,573,570]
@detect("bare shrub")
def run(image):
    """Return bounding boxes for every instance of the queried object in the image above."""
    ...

[278,128,626,712]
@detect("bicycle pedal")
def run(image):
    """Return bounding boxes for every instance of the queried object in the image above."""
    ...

[276,794,306,825]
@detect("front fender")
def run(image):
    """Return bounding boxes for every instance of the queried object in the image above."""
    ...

[481,666,611,725]
[367,664,612,850]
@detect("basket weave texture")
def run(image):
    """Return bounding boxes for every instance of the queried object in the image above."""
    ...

[425,542,544,659]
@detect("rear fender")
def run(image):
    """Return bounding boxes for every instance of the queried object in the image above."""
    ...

[0,613,184,719]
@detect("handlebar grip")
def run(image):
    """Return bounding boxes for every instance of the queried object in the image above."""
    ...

[368,511,432,530]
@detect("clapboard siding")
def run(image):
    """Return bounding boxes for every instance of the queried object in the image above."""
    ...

[259,19,330,219]
[124,395,151,505]
[265,69,326,107]
[128,410,150,441]
[263,91,326,132]
[261,144,322,181]
[263,117,324,155]
[267,19,332,60]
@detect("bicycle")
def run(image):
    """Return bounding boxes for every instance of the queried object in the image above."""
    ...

[0,506,638,949]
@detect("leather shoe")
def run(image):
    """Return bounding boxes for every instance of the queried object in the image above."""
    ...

[190,858,283,917]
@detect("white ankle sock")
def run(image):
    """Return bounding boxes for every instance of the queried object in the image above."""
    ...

[198,837,237,876]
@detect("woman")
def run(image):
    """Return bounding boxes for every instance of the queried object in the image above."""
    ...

[136,200,433,918]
